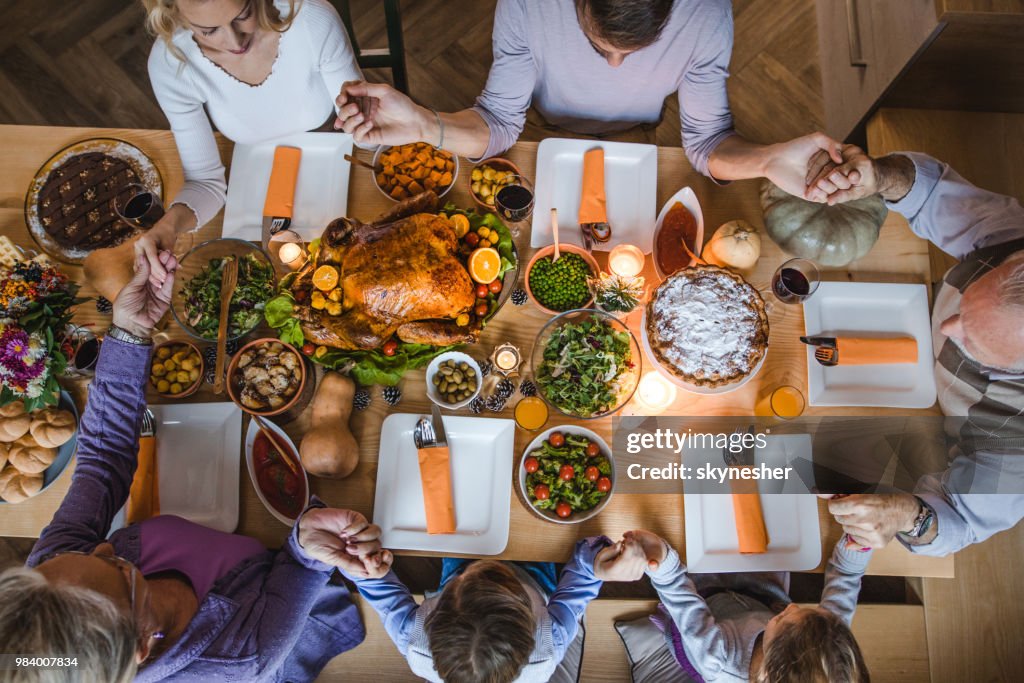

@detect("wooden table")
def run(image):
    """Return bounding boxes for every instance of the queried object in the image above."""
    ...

[0,124,953,578]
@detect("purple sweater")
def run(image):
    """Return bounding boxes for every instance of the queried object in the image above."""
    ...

[27,337,364,682]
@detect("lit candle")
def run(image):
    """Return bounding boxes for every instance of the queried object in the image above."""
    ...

[636,371,677,413]
[608,244,645,278]
[278,242,305,268]
[496,349,519,371]
[492,342,522,376]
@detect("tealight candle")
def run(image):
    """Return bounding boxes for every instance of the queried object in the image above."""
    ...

[635,371,677,413]
[491,342,522,376]
[278,242,304,268]
[608,244,645,279]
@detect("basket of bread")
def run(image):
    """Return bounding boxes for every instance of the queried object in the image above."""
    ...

[0,392,78,503]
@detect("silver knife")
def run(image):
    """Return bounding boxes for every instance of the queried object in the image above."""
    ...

[430,405,449,449]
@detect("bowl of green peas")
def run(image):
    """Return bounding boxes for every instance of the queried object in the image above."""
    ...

[525,244,600,315]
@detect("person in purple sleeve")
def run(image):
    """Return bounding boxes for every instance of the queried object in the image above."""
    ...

[0,251,390,683]
[332,0,845,196]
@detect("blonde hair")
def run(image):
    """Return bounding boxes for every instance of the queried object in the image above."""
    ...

[141,0,298,61]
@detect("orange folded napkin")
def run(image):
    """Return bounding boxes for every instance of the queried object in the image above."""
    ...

[836,336,918,365]
[729,473,769,554]
[578,148,607,225]
[127,435,159,524]
[418,446,455,534]
[263,146,302,218]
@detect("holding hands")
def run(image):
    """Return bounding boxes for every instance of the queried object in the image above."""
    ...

[594,529,671,581]
[298,507,393,579]
[112,250,177,339]
[819,493,922,549]
[334,81,427,147]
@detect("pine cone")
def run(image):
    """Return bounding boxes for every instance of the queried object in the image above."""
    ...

[485,395,506,413]
[353,386,371,411]
[479,360,493,378]
[511,288,528,306]
[495,378,515,399]
[225,339,240,356]
[519,379,537,397]
[203,367,217,385]
[202,346,218,368]
[382,386,402,406]
[95,296,112,313]
[470,396,485,414]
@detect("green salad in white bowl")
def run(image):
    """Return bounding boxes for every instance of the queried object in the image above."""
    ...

[530,309,641,419]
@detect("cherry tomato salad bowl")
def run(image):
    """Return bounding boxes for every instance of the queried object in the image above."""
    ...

[518,426,614,524]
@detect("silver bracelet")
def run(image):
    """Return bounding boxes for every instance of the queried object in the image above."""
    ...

[430,108,444,150]
[107,325,153,346]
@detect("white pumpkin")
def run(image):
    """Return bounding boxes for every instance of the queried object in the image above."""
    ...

[703,220,762,270]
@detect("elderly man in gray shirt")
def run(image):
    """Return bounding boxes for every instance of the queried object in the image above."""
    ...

[809,148,1024,556]
[334,0,844,195]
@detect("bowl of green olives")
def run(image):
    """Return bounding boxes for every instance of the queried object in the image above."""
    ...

[426,352,482,409]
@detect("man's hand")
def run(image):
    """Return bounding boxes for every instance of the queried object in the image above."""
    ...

[335,81,432,147]
[297,507,393,578]
[822,493,921,549]
[761,133,844,200]
[593,538,649,581]
[805,146,917,204]
[111,251,176,339]
[622,530,669,571]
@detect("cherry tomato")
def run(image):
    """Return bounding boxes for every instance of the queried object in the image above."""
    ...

[475,283,490,299]
[464,232,480,247]
[534,484,550,501]
[301,342,316,356]
[548,432,565,448]
[475,302,490,317]
[555,502,572,518]
[489,279,503,294]
[585,466,599,482]
[524,457,539,473]
[382,339,399,357]
[559,465,575,481]
[585,441,601,457]
[597,476,612,492]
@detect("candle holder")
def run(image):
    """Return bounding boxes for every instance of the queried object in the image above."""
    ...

[633,371,677,414]
[490,342,523,378]
[268,229,307,272]
[608,243,646,279]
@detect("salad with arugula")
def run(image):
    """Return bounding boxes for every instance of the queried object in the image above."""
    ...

[535,316,637,418]
[183,254,275,340]
[523,431,613,519]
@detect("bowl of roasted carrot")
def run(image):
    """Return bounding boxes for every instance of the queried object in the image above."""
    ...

[372,142,459,202]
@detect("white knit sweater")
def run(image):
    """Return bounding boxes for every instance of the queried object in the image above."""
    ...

[147,0,362,227]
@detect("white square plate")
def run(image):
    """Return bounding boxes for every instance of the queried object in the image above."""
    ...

[374,414,515,555]
[531,138,657,252]
[683,435,821,573]
[222,132,354,241]
[111,403,243,534]
[803,281,936,408]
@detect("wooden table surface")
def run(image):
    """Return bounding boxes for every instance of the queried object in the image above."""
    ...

[0,124,953,578]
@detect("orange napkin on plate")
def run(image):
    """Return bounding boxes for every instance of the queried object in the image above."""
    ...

[729,472,769,554]
[578,148,607,225]
[418,446,455,534]
[836,336,918,365]
[127,435,159,524]
[263,146,302,218]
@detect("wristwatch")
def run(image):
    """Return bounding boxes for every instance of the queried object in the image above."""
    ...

[107,324,153,346]
[898,496,935,540]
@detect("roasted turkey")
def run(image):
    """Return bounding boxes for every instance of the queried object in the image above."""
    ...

[292,192,480,350]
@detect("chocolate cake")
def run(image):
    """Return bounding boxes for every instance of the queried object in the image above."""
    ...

[36,152,140,250]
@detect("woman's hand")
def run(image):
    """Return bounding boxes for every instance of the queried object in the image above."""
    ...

[334,81,432,147]
[297,507,393,579]
[134,205,195,287]
[111,251,177,339]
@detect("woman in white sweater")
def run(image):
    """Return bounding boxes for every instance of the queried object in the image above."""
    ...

[139,0,362,282]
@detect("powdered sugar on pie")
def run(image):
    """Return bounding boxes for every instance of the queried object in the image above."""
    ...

[646,266,769,387]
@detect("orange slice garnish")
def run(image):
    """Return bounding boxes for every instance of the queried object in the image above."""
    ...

[312,265,339,292]
[468,247,501,284]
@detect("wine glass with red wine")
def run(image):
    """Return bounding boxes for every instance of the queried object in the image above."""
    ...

[770,258,820,304]
[494,175,535,238]
[114,183,165,230]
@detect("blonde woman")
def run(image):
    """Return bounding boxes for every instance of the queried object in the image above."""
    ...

[138,0,362,284]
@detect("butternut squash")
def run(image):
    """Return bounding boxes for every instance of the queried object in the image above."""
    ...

[83,236,138,302]
[299,372,359,479]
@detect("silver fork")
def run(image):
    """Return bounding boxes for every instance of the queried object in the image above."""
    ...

[413,417,436,449]
[141,408,156,437]
[268,217,291,235]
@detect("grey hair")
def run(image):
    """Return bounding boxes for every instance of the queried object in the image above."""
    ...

[1000,258,1024,308]
[0,567,138,683]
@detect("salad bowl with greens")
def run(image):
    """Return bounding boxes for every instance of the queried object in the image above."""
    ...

[518,426,615,524]
[171,239,276,342]
[531,309,641,419]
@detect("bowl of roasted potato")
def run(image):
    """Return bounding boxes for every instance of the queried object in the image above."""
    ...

[372,142,458,201]
[150,341,204,398]
[226,338,308,416]
[469,157,522,210]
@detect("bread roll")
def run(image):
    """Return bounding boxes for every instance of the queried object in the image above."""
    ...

[0,464,43,503]
[29,408,76,449]
[0,441,8,471]
[0,402,31,443]
[8,435,57,474]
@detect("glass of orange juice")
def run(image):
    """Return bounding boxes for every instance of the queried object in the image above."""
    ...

[514,396,549,431]
[755,385,805,420]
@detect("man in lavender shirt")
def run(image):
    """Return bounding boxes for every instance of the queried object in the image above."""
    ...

[0,251,392,682]
[334,0,844,195]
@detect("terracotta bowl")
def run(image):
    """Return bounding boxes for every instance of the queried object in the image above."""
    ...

[226,338,308,417]
[468,157,523,211]
[151,340,204,399]
[525,244,601,316]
